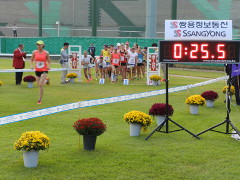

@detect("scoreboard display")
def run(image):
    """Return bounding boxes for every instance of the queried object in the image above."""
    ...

[159,40,240,64]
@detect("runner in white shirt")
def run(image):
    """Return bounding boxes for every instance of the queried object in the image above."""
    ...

[81,50,94,82]
[96,56,106,79]
[127,47,138,80]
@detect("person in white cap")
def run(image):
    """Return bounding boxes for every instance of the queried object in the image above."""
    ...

[116,43,121,51]
[30,40,51,104]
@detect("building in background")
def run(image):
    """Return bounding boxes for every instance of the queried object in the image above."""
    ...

[0,0,238,39]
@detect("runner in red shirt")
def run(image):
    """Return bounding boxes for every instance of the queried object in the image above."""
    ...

[30,40,51,104]
[111,47,121,82]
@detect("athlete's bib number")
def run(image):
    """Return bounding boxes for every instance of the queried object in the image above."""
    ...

[104,56,109,62]
[128,58,135,65]
[120,56,125,62]
[36,61,44,68]
[113,59,119,64]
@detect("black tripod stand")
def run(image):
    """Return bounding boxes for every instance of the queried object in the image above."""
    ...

[145,64,200,140]
[196,72,240,137]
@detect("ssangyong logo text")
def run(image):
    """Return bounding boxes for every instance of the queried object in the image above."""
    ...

[169,20,229,38]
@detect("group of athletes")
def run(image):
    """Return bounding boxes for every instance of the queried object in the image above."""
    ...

[81,42,148,83]
[29,41,155,104]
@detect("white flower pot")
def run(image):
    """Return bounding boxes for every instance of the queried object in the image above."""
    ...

[189,105,199,115]
[69,78,75,83]
[206,100,214,107]
[156,115,166,126]
[152,80,159,86]
[27,82,33,88]
[23,150,39,168]
[130,123,142,136]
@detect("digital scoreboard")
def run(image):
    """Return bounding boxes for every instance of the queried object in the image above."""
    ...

[159,40,240,64]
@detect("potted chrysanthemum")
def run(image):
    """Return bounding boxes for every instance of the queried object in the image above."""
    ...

[201,91,219,107]
[14,131,50,168]
[67,73,78,83]
[149,103,174,125]
[23,75,36,88]
[73,118,106,151]
[185,95,205,114]
[124,110,152,136]
[150,75,161,86]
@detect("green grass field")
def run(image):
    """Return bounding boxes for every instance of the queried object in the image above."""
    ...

[1,59,240,179]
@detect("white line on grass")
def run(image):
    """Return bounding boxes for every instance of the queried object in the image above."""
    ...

[0,76,227,126]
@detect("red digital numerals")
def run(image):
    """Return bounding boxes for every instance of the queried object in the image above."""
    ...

[173,43,226,59]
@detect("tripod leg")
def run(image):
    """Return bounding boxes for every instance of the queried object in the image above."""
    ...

[145,120,166,140]
[168,118,200,139]
[228,121,240,136]
[196,121,226,136]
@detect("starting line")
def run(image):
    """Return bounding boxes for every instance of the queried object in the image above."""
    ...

[0,76,227,126]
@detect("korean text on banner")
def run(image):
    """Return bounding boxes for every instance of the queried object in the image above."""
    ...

[165,20,232,40]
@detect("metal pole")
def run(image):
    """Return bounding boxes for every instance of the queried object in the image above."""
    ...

[73,0,75,28]
[91,0,97,37]
[145,0,157,38]
[58,22,60,37]
[165,63,169,133]
[171,0,177,20]
[39,0,42,37]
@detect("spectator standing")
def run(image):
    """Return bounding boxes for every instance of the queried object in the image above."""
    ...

[12,44,27,85]
[60,42,70,84]
[88,43,96,61]
[13,24,17,37]
[226,64,240,105]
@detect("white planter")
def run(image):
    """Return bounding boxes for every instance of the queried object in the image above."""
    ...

[206,100,214,107]
[130,123,142,136]
[156,115,166,126]
[152,80,160,86]
[23,150,39,168]
[27,82,33,88]
[69,78,75,83]
[189,105,199,115]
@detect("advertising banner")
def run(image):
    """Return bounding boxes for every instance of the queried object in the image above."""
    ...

[165,20,232,40]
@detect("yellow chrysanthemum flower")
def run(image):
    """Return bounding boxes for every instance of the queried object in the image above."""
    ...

[124,110,152,131]
[14,131,50,151]
[222,85,235,95]
[185,95,205,106]
[150,75,161,81]
[67,73,78,78]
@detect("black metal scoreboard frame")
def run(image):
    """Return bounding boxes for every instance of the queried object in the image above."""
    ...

[158,40,240,64]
